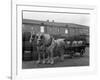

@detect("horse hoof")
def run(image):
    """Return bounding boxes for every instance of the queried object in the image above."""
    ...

[42,61,45,64]
[36,61,40,64]
[47,60,50,64]
[50,61,54,64]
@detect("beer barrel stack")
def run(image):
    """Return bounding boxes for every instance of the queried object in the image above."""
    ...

[22,32,32,61]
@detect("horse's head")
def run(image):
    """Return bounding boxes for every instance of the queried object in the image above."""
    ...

[36,33,52,47]
[36,33,45,46]
[29,32,37,43]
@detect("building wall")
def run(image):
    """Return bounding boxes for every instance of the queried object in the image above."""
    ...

[22,23,40,33]
[22,23,89,37]
[46,26,59,35]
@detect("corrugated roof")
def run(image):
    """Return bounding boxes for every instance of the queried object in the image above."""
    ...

[22,19,89,29]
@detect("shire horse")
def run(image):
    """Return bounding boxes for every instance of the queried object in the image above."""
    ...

[36,33,65,64]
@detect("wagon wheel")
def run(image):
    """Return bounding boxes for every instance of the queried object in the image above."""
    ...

[80,49,85,57]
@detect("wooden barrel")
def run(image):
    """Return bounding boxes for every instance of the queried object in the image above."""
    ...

[23,41,32,61]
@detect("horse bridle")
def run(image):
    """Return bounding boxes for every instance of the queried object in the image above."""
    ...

[45,37,53,47]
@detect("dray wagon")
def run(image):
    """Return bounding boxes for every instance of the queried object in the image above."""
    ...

[53,34,88,58]
[63,35,88,58]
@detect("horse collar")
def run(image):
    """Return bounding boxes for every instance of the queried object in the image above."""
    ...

[45,37,53,47]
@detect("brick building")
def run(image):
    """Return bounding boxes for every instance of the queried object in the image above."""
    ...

[22,19,89,37]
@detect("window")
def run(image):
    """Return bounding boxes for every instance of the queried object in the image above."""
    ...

[31,27,33,30]
[65,29,68,34]
[58,28,60,32]
[40,26,44,32]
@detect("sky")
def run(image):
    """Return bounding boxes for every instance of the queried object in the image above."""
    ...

[23,11,90,26]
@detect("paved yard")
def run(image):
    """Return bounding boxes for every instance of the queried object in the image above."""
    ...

[22,47,89,69]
